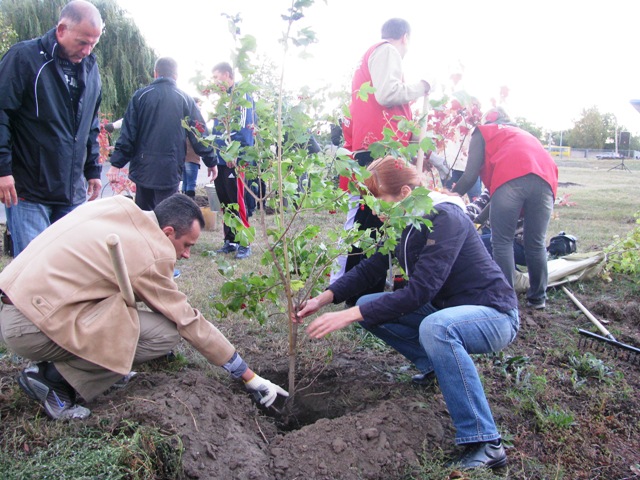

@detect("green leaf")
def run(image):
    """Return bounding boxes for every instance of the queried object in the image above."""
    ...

[357,81,376,101]
[290,280,305,292]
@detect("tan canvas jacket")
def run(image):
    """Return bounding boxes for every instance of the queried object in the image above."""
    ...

[0,196,234,375]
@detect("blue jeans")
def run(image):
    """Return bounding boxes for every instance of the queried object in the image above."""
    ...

[490,174,553,303]
[6,200,81,256]
[358,292,519,445]
[182,162,200,193]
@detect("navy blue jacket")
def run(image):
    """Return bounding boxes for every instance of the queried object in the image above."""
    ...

[212,88,256,166]
[0,28,102,205]
[329,202,518,327]
[110,77,215,189]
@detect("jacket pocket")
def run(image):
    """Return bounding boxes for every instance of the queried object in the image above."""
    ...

[78,295,124,327]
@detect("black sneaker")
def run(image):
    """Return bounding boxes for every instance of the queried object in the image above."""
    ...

[216,241,238,254]
[526,299,546,310]
[449,440,507,470]
[18,363,90,420]
[411,371,436,386]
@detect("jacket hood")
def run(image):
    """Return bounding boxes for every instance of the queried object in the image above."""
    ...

[429,191,466,211]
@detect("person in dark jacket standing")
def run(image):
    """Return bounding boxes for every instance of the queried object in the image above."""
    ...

[0,0,104,256]
[295,156,519,471]
[210,62,256,260]
[107,57,216,211]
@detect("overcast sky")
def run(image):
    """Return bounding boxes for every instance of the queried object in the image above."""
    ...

[117,0,640,134]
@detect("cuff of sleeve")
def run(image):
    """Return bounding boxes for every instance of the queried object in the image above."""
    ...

[327,286,346,305]
[202,156,216,168]
[222,352,248,379]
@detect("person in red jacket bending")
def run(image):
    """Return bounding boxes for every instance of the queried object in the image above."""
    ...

[452,107,558,309]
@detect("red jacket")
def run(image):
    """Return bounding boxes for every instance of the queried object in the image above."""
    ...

[477,124,558,197]
[347,41,413,152]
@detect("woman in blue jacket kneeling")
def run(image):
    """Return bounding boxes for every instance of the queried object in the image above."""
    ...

[294,155,519,471]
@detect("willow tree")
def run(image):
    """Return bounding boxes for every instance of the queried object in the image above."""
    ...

[0,0,155,118]
[0,11,16,57]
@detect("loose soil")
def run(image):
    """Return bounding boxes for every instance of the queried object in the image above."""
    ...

[1,278,639,479]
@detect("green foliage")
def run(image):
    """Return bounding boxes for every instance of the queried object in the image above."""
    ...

[506,364,549,420]
[410,447,504,479]
[488,351,531,377]
[0,0,62,39]
[565,106,616,149]
[93,0,156,118]
[356,81,375,101]
[0,422,183,479]
[189,3,436,395]
[567,351,616,383]
[515,116,544,141]
[537,405,577,431]
[604,212,640,277]
[0,11,17,57]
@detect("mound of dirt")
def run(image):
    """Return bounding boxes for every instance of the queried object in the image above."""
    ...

[96,357,455,480]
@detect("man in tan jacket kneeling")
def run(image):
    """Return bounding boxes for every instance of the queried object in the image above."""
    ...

[0,194,287,419]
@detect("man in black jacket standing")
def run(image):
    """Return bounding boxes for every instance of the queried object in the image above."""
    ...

[107,57,216,211]
[0,0,104,256]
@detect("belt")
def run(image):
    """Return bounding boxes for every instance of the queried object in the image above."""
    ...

[0,291,13,305]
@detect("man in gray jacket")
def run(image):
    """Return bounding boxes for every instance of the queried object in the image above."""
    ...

[0,0,104,256]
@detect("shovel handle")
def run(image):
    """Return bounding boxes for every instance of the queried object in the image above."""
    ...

[106,233,136,308]
[562,286,614,340]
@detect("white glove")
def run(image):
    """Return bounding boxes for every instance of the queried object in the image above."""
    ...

[244,373,289,407]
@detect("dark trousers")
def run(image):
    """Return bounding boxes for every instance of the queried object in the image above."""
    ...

[134,185,178,211]
[213,164,250,243]
[344,151,386,306]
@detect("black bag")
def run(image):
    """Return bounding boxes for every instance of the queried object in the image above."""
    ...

[547,231,577,258]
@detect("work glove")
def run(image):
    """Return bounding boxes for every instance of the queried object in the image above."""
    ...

[244,373,289,407]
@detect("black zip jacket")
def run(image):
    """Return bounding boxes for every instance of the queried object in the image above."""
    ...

[0,28,102,205]
[110,77,215,189]
[329,202,518,327]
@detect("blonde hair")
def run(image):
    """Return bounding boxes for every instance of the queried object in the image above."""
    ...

[364,156,424,198]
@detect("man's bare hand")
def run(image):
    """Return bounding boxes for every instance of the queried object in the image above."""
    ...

[208,165,218,181]
[0,175,18,208]
[86,178,102,201]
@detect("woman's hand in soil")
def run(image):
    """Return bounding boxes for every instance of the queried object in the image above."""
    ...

[306,307,362,339]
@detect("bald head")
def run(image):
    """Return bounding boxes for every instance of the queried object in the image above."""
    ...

[59,0,103,30]
[56,1,103,63]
